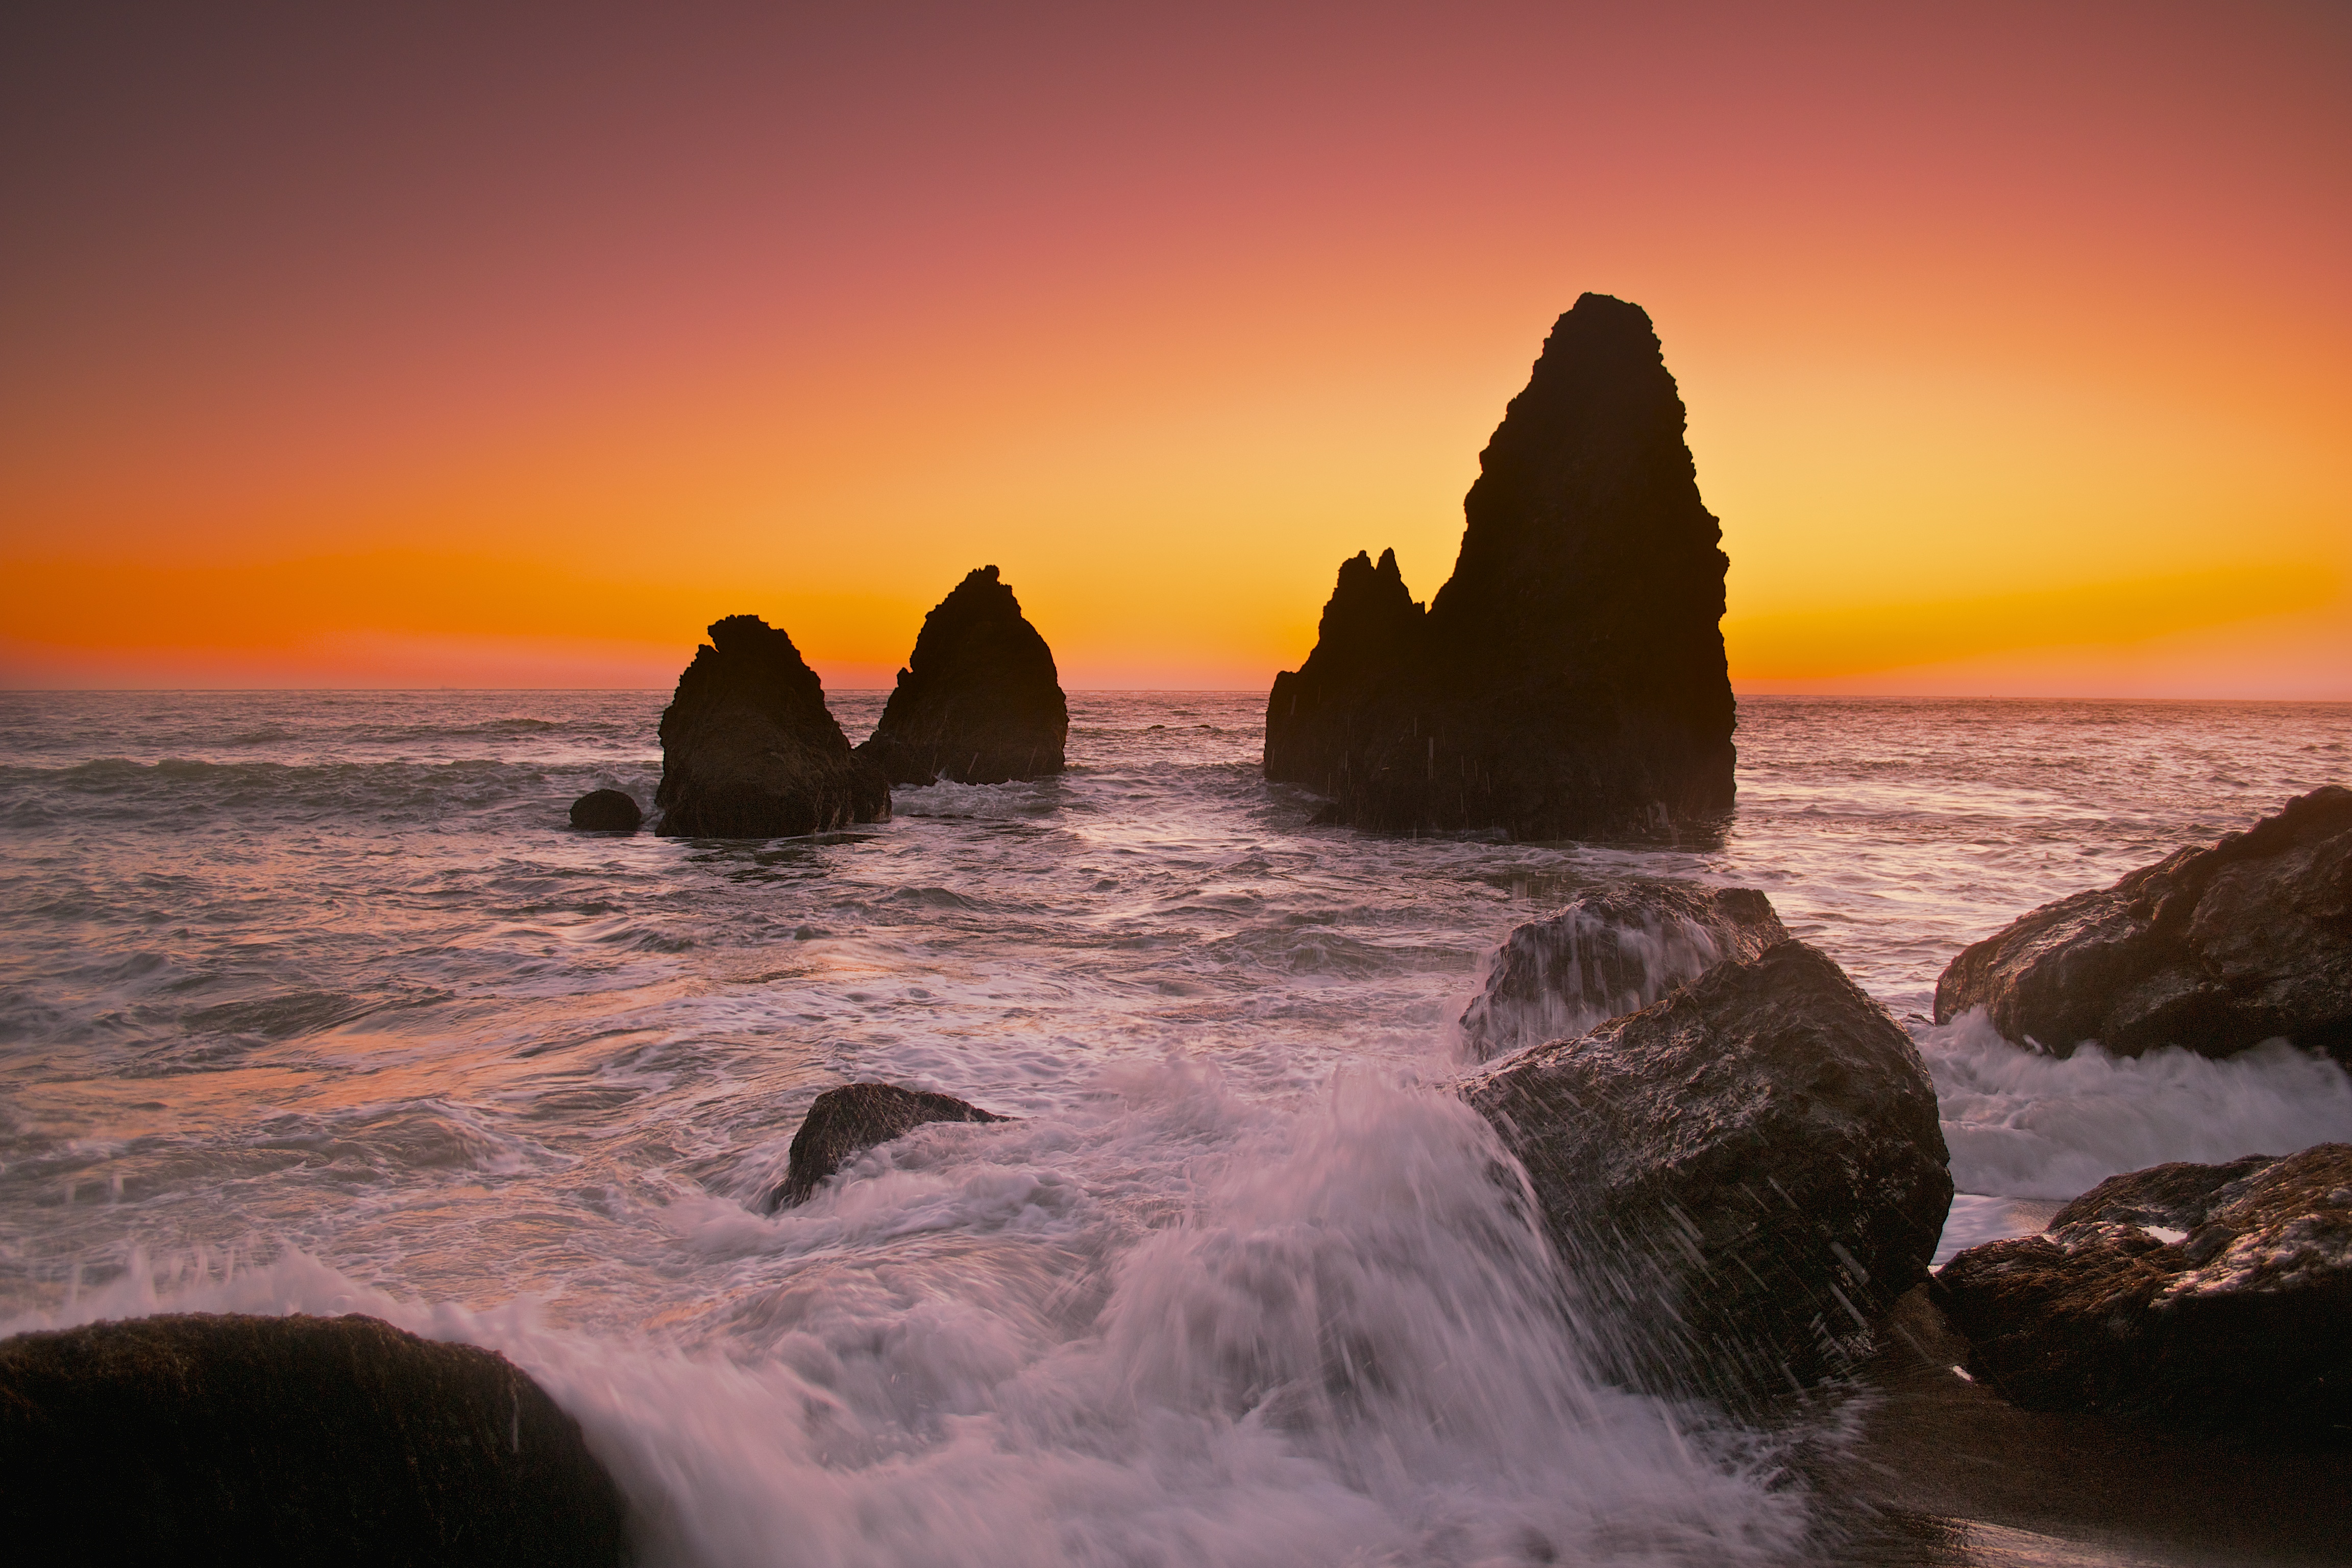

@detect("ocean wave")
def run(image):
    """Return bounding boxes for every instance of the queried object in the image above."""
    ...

[1922,1009,2352,1200]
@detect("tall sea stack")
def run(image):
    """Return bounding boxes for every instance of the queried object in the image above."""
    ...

[1264,294,1734,838]
[655,614,890,837]
[856,566,1069,785]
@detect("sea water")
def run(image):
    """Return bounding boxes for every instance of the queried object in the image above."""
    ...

[4,691,2349,1565]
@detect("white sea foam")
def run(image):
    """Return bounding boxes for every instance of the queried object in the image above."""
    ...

[9,1070,1810,1568]
[1921,1008,2352,1202]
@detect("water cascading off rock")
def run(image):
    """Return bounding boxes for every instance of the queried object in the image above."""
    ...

[1458,879,1789,1060]
[1462,939,1953,1407]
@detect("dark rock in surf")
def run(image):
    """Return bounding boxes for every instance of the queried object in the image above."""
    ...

[1459,879,1788,1060]
[1265,294,1736,840]
[654,614,890,838]
[1936,1144,2352,1439]
[767,1082,1011,1210]
[856,566,1068,786]
[567,789,642,832]
[0,1312,626,1563]
[1933,786,2352,1063]
[1462,939,1952,1405]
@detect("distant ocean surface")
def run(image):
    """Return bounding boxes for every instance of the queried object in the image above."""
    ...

[6,691,2351,1566]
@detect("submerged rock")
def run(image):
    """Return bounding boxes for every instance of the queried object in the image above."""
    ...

[1933,786,2352,1062]
[567,788,642,832]
[1935,1144,2352,1439]
[1462,939,1952,1405]
[1459,879,1788,1060]
[1264,294,1736,840]
[766,1082,1011,1209]
[0,1312,627,1562]
[654,614,890,838]
[856,566,1069,786]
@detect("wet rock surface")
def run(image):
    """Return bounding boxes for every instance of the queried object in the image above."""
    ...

[567,788,642,831]
[0,1312,627,1562]
[1934,785,2352,1062]
[1820,1283,2352,1565]
[654,614,890,838]
[856,565,1068,786]
[1458,879,1788,1060]
[1462,939,1952,1406]
[1264,293,1736,840]
[768,1082,1011,1209]
[1935,1143,2352,1439]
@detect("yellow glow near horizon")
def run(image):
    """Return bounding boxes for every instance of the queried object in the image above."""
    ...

[4,6,2347,696]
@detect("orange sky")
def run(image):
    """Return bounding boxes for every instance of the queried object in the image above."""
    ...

[4,3,2346,695]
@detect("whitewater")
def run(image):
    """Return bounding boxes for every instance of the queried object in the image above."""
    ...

[5,690,2351,1566]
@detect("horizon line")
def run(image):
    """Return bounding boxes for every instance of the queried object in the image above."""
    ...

[4,687,2350,704]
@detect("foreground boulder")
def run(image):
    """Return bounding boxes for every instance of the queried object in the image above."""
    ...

[1934,786,2352,1062]
[654,614,890,837]
[1459,879,1788,1060]
[568,789,642,832]
[766,1082,1011,1209]
[0,1313,626,1562]
[1264,294,1736,839]
[1937,1144,2352,1439]
[1462,939,1952,1405]
[856,566,1069,785]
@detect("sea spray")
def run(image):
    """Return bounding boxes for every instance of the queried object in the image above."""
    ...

[1920,1009,2352,1199]
[9,1068,1813,1568]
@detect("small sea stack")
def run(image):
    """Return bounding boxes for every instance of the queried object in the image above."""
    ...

[567,788,642,832]
[766,1082,1011,1209]
[0,1312,627,1563]
[654,614,890,838]
[1935,785,2352,1063]
[856,566,1069,785]
[1265,293,1735,839]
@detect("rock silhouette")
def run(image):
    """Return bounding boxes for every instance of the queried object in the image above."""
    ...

[1462,939,1951,1406]
[1459,879,1788,1060]
[766,1082,1011,1209]
[856,566,1069,785]
[1265,294,1735,839]
[1935,786,2352,1063]
[0,1312,627,1563]
[654,614,890,838]
[1937,1144,2352,1439]
[567,789,642,832]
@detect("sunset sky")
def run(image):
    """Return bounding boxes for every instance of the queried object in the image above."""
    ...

[4,3,2346,695]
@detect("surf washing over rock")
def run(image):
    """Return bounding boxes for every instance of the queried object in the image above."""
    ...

[1264,293,1736,839]
[10,671,2352,1562]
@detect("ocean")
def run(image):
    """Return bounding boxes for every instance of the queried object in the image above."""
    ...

[5,690,2350,1566]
